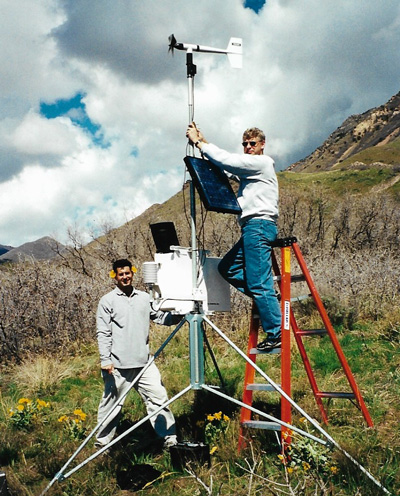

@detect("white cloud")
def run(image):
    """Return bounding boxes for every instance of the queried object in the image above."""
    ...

[1,0,400,246]
[0,0,74,109]
[11,112,83,156]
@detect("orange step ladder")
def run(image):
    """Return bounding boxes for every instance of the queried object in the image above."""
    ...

[238,237,373,450]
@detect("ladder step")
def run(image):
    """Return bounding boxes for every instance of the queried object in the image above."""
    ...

[291,294,311,302]
[296,329,327,337]
[246,383,281,392]
[274,274,305,283]
[242,420,281,431]
[316,392,356,399]
[250,347,281,355]
[271,236,297,248]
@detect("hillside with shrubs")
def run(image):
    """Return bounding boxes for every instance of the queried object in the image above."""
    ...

[0,160,399,495]
[1,89,400,494]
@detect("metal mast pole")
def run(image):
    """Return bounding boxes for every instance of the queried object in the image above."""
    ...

[186,48,197,287]
[186,48,204,389]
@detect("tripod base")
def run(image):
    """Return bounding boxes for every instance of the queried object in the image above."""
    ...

[42,311,328,492]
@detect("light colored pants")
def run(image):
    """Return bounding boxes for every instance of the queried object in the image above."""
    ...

[96,361,177,447]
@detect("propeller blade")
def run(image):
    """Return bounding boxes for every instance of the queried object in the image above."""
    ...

[168,34,177,54]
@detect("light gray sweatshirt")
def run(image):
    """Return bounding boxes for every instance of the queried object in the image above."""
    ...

[96,287,176,369]
[201,142,279,225]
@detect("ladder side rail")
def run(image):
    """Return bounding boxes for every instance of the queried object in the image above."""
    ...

[280,246,292,432]
[238,304,260,451]
[273,244,328,424]
[240,306,259,425]
[291,242,374,427]
[239,248,285,450]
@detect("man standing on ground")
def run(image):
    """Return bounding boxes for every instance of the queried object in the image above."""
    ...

[186,123,281,352]
[95,259,178,449]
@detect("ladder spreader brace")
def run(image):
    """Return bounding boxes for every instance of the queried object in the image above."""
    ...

[238,236,373,450]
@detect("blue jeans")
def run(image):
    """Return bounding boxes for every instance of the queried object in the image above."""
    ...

[218,218,281,339]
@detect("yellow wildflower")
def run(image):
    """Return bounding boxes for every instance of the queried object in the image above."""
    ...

[207,414,214,422]
[209,446,218,455]
[277,454,285,461]
[282,428,293,440]
[214,411,222,420]
[302,462,311,472]
[223,414,230,422]
[74,408,87,421]
[58,415,68,423]
[330,466,339,475]
[36,399,50,410]
[17,404,25,412]
[18,398,32,405]
[287,467,294,474]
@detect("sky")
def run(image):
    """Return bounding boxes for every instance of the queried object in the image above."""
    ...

[1,0,400,247]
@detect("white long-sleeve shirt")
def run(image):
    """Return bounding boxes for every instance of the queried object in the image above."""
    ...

[201,142,279,225]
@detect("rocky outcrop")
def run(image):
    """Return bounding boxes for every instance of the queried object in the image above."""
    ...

[288,91,400,172]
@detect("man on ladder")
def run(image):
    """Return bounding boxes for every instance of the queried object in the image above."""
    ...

[186,123,281,352]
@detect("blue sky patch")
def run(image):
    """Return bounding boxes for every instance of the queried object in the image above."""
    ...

[40,93,109,148]
[244,0,266,13]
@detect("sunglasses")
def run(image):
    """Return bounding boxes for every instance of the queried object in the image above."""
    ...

[242,141,259,147]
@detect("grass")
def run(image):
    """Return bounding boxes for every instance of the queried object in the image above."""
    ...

[278,166,400,197]
[10,356,76,396]
[0,311,399,496]
[337,137,400,167]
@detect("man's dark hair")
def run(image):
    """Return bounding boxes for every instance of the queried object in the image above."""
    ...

[113,259,133,272]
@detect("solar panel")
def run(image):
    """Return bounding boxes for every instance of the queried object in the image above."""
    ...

[184,156,241,214]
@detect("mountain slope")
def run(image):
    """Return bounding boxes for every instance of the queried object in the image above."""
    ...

[0,236,64,263]
[288,91,400,172]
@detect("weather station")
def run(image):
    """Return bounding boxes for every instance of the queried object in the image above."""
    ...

[38,35,391,496]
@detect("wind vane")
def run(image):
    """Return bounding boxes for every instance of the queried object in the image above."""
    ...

[168,34,243,69]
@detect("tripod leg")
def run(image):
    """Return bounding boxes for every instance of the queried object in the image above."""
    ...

[202,315,329,440]
[202,384,326,444]
[61,385,193,481]
[39,318,187,495]
[202,322,225,387]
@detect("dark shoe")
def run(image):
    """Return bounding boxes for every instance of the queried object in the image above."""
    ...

[257,336,281,352]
